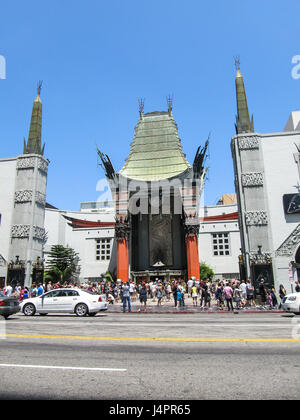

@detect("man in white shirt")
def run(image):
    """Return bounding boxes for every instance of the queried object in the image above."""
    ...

[5,284,13,297]
[187,278,194,297]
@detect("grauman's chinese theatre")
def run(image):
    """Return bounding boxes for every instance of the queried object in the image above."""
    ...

[98,98,208,283]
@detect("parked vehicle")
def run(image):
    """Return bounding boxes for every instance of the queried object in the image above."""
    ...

[0,292,20,319]
[20,288,108,317]
[281,293,300,315]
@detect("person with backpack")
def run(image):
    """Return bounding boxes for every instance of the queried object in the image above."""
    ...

[138,283,148,312]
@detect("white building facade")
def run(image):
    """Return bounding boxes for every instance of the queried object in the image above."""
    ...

[231,64,300,294]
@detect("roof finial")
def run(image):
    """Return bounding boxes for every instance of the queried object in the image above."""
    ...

[37,80,43,96]
[234,56,241,71]
[167,94,173,115]
[138,98,145,118]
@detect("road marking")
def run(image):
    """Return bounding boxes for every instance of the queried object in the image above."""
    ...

[0,363,127,372]
[4,322,292,327]
[1,333,300,343]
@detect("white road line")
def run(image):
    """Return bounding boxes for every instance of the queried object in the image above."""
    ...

[0,363,127,372]
[5,322,292,327]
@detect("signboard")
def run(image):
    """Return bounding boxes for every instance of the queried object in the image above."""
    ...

[283,193,300,215]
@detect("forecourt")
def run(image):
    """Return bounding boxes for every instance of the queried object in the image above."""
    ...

[0,312,300,400]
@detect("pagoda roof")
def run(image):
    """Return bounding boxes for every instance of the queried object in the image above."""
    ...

[119,111,191,182]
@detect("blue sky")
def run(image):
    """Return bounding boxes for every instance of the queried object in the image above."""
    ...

[1,0,300,210]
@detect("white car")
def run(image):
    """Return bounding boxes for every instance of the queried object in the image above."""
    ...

[20,288,108,317]
[281,293,300,315]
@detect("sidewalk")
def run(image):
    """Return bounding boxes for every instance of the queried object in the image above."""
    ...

[107,295,284,314]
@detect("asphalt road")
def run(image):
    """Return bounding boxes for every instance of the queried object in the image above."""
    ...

[0,312,300,400]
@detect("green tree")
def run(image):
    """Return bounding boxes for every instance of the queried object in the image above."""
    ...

[200,262,215,281]
[45,245,80,284]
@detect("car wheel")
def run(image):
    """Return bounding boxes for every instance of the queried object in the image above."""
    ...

[88,312,97,317]
[75,303,88,317]
[3,315,9,320]
[23,303,36,316]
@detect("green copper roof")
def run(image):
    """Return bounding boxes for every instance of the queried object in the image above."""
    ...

[24,83,45,155]
[119,111,191,181]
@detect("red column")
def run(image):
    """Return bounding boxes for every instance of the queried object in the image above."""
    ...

[117,238,129,283]
[186,234,200,280]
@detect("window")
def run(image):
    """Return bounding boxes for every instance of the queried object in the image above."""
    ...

[212,233,230,256]
[96,238,112,261]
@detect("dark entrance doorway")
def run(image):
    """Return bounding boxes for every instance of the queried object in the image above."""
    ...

[251,264,274,295]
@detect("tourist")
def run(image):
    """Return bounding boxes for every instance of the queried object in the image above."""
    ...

[166,283,172,301]
[129,281,136,302]
[121,282,131,313]
[215,283,224,310]
[233,284,242,310]
[278,284,287,309]
[224,282,234,311]
[246,279,255,307]
[187,277,194,297]
[191,283,198,306]
[240,280,247,304]
[172,283,179,307]
[156,284,163,306]
[138,283,148,312]
[258,279,267,307]
[5,284,13,297]
[37,283,44,296]
[271,287,278,308]
[267,292,274,309]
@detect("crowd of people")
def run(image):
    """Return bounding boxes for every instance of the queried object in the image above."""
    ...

[1,276,299,313]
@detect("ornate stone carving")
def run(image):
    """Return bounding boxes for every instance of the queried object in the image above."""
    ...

[184,217,200,237]
[115,217,131,240]
[14,190,33,203]
[238,136,259,150]
[249,251,272,265]
[17,157,36,169]
[276,224,300,257]
[35,191,46,206]
[37,158,49,174]
[241,172,264,187]
[11,225,30,238]
[245,211,268,226]
[33,226,47,242]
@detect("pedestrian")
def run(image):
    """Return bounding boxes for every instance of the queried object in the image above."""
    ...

[295,281,300,293]
[271,287,278,308]
[172,283,178,308]
[278,284,286,309]
[224,283,234,311]
[5,284,13,297]
[191,283,198,306]
[176,287,183,308]
[233,285,242,310]
[215,283,224,310]
[267,292,274,309]
[246,279,255,307]
[156,285,163,306]
[37,283,44,296]
[138,283,148,311]
[187,277,194,297]
[121,282,132,313]
[258,279,267,307]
